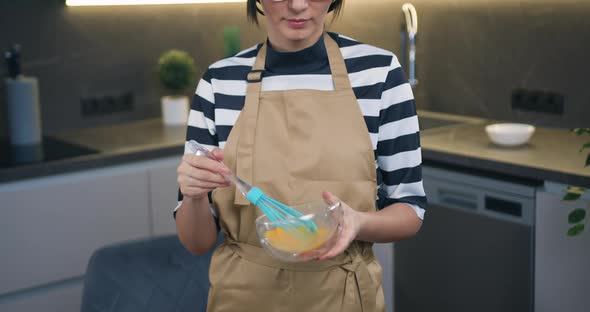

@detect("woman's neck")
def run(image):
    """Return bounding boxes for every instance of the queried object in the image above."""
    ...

[264,33,328,75]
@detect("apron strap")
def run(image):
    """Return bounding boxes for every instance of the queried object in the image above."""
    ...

[324,34,354,92]
[340,252,378,312]
[250,42,267,72]
[233,43,268,205]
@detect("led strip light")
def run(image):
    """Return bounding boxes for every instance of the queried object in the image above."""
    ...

[66,0,246,6]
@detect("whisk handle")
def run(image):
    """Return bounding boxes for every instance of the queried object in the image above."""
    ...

[186,140,217,160]
[186,140,252,196]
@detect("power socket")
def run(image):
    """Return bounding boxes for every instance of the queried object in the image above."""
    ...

[81,91,134,117]
[511,88,564,115]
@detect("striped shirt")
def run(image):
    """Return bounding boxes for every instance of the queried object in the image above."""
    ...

[176,32,427,219]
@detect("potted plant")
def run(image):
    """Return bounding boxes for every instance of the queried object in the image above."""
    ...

[563,128,590,236]
[157,49,196,125]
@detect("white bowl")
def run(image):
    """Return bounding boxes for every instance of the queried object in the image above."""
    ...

[485,123,535,146]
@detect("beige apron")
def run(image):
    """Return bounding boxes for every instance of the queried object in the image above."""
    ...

[209,34,384,312]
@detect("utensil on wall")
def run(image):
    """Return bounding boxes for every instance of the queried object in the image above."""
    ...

[4,44,43,147]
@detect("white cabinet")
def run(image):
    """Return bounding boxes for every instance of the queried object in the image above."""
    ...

[373,243,393,312]
[0,155,186,311]
[148,156,181,236]
[0,163,152,295]
[535,181,590,312]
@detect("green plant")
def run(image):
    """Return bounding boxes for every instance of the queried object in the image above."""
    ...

[563,128,590,237]
[157,50,196,96]
[224,26,241,57]
[573,128,590,167]
[563,186,587,236]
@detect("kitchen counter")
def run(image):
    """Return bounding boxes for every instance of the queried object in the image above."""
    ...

[1,113,589,187]
[421,120,590,187]
[0,119,185,183]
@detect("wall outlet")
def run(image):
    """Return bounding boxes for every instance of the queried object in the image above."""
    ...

[511,88,564,115]
[81,91,134,117]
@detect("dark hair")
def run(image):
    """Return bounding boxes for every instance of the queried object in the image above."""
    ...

[247,0,344,25]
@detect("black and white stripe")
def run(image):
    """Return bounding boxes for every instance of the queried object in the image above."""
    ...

[176,32,426,219]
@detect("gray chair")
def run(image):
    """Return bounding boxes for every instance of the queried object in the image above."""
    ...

[80,234,222,312]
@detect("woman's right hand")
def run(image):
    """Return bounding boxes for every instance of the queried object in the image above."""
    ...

[177,148,231,200]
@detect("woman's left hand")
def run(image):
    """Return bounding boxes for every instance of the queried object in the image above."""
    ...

[317,191,364,260]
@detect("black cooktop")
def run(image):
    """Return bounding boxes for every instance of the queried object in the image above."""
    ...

[0,136,99,169]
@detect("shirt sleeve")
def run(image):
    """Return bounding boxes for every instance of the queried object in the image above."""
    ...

[375,55,427,219]
[173,70,220,223]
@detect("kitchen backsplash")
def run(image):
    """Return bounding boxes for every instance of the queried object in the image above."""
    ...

[0,0,588,136]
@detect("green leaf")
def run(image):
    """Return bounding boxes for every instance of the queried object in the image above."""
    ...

[573,128,590,135]
[581,142,590,152]
[563,192,582,201]
[568,209,586,224]
[563,186,585,200]
[567,224,585,237]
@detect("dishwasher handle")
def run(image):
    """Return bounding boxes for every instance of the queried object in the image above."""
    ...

[438,188,478,210]
[431,183,534,226]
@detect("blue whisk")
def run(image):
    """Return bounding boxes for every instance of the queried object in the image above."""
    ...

[187,140,317,234]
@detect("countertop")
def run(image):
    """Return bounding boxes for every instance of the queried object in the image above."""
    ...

[1,112,589,187]
[0,119,185,183]
[421,120,590,187]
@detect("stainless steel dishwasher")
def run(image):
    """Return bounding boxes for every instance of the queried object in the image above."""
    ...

[394,163,539,312]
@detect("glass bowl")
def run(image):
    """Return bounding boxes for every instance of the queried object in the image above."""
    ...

[255,200,343,262]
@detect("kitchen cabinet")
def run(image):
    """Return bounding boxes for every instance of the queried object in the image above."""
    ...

[0,156,181,311]
[0,163,151,295]
[373,243,394,312]
[147,156,181,236]
[535,181,590,312]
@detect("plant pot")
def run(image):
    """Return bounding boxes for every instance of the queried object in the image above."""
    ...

[161,95,189,126]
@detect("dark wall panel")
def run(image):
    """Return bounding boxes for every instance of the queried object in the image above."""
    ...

[0,0,588,137]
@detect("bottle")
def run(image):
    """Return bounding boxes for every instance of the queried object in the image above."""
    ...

[4,44,42,147]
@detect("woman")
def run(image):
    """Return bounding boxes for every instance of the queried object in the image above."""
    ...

[175,0,427,311]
